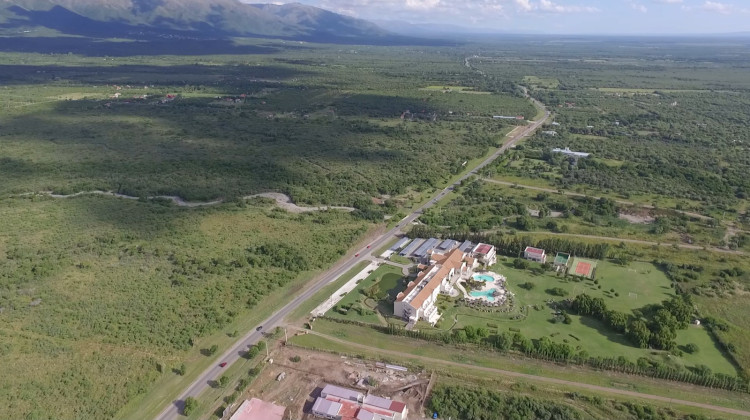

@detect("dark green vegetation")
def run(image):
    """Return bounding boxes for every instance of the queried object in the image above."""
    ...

[429,384,583,420]
[0,52,531,207]
[421,179,727,247]
[0,196,366,418]
[428,384,717,420]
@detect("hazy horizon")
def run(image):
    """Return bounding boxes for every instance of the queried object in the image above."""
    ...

[251,0,750,35]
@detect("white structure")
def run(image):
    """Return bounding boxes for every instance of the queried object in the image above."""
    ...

[471,243,497,266]
[523,246,546,263]
[395,248,476,325]
[551,147,590,158]
[542,130,558,136]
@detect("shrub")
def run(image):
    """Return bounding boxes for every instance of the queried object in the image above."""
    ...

[685,343,699,354]
[183,397,198,416]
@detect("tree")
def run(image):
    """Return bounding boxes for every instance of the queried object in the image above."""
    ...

[627,319,651,348]
[516,215,534,231]
[177,363,186,376]
[513,258,530,270]
[208,344,218,356]
[546,287,568,297]
[183,397,198,416]
[649,326,676,351]
[219,375,230,388]
[662,296,693,329]
[606,311,628,333]
[684,343,699,354]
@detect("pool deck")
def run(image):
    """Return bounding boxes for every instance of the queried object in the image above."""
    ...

[457,271,508,304]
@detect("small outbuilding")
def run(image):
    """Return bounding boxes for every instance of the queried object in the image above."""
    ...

[524,246,546,263]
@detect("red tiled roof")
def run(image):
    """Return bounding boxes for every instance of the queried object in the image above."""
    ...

[475,244,493,254]
[389,400,407,413]
[524,246,545,255]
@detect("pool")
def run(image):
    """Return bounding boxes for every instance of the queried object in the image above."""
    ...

[473,274,495,283]
[470,288,498,302]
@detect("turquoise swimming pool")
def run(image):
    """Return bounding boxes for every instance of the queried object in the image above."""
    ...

[470,288,498,302]
[473,274,495,283]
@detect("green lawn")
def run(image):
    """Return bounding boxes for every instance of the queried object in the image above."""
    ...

[389,254,413,265]
[432,259,736,376]
[324,264,405,324]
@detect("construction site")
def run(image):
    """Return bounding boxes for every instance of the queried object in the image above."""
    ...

[237,346,433,420]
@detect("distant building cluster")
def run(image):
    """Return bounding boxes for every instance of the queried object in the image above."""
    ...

[551,147,590,158]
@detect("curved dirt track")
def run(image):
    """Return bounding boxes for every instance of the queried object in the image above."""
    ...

[16,190,355,213]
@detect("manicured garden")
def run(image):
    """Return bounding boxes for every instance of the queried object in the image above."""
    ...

[324,263,405,325]
[432,257,736,376]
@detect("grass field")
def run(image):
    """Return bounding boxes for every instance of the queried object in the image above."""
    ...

[431,259,737,376]
[324,263,405,325]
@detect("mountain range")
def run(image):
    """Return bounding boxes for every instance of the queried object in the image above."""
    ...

[0,0,428,44]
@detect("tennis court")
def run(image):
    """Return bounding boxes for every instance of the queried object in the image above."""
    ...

[569,257,598,279]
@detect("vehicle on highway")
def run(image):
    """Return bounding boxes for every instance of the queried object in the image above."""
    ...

[355,253,360,257]
[219,362,227,368]
[256,326,263,331]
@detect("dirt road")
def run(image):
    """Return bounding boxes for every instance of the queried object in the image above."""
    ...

[15,190,355,212]
[292,327,750,418]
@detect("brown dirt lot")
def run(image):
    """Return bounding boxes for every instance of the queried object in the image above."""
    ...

[235,346,430,420]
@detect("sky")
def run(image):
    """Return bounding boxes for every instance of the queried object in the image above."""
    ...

[259,0,750,34]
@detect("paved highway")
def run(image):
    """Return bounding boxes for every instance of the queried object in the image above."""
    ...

[154,104,550,420]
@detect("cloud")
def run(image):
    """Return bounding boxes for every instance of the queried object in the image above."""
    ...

[653,0,682,4]
[702,1,731,14]
[628,1,648,12]
[512,0,599,13]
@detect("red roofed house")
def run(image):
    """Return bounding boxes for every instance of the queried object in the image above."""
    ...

[229,398,286,420]
[523,246,546,263]
[394,248,476,325]
[470,243,497,266]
